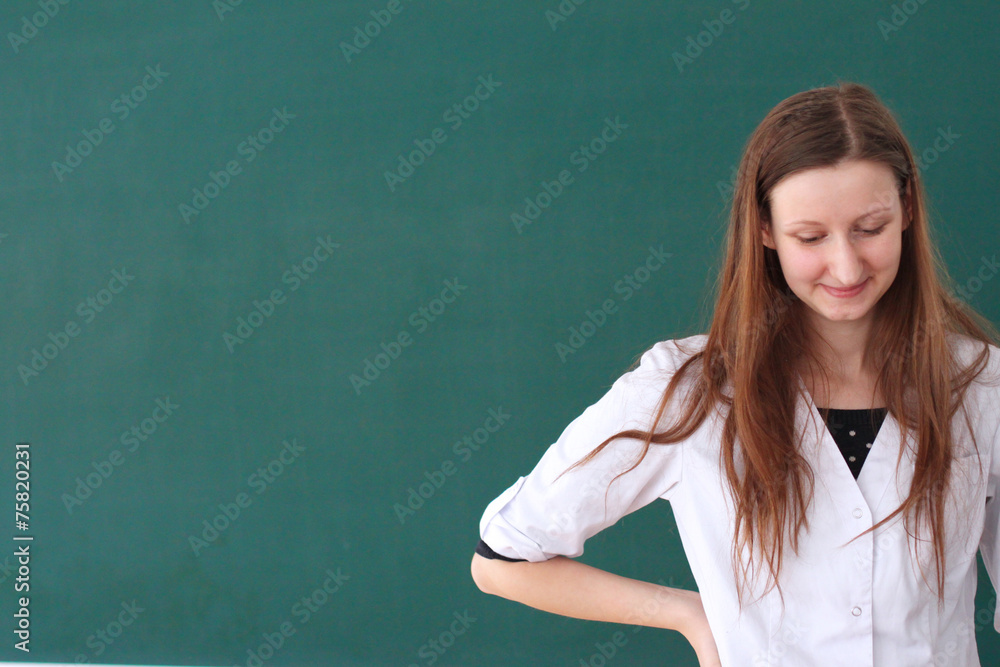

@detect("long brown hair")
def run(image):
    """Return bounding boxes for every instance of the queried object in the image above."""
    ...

[566,82,999,609]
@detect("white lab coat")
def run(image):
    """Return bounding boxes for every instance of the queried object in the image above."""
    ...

[479,334,1000,666]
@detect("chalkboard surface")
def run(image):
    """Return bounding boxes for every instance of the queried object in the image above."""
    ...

[1,1,998,665]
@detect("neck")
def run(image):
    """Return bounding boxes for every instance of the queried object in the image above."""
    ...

[803,311,874,380]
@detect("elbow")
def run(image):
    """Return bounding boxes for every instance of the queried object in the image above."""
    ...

[470,553,501,596]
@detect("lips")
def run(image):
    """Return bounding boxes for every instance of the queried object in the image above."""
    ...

[822,278,868,298]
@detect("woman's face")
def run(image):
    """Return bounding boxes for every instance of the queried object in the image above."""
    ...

[762,159,910,334]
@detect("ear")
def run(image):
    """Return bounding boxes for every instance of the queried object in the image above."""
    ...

[761,224,776,250]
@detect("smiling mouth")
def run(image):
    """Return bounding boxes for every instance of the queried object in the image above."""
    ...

[822,279,868,297]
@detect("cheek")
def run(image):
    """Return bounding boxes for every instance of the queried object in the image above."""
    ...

[777,247,824,282]
[869,236,904,271]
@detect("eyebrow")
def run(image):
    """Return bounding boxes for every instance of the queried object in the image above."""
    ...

[785,206,894,229]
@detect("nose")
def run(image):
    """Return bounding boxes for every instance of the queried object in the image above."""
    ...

[827,236,865,287]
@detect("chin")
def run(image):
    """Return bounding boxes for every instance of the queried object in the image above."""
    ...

[815,305,875,321]
[822,313,868,322]
[802,297,876,322]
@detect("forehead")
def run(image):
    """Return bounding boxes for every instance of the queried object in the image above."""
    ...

[769,160,900,225]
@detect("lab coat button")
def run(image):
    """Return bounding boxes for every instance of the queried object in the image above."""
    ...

[852,507,863,519]
[851,606,862,616]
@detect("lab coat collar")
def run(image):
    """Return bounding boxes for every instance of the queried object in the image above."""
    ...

[794,375,906,521]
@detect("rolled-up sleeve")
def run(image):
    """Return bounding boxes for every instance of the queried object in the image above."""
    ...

[478,340,691,562]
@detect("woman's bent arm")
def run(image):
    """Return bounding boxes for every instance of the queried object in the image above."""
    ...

[470,552,702,635]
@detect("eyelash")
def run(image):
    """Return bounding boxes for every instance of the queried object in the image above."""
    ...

[798,225,887,245]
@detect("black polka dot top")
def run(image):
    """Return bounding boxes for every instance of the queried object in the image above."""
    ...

[818,406,888,479]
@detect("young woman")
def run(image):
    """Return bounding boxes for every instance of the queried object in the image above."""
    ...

[470,82,1000,666]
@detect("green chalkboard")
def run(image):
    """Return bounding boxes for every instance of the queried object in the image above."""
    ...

[1,1,998,665]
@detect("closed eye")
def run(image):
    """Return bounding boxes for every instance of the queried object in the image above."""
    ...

[797,225,888,245]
